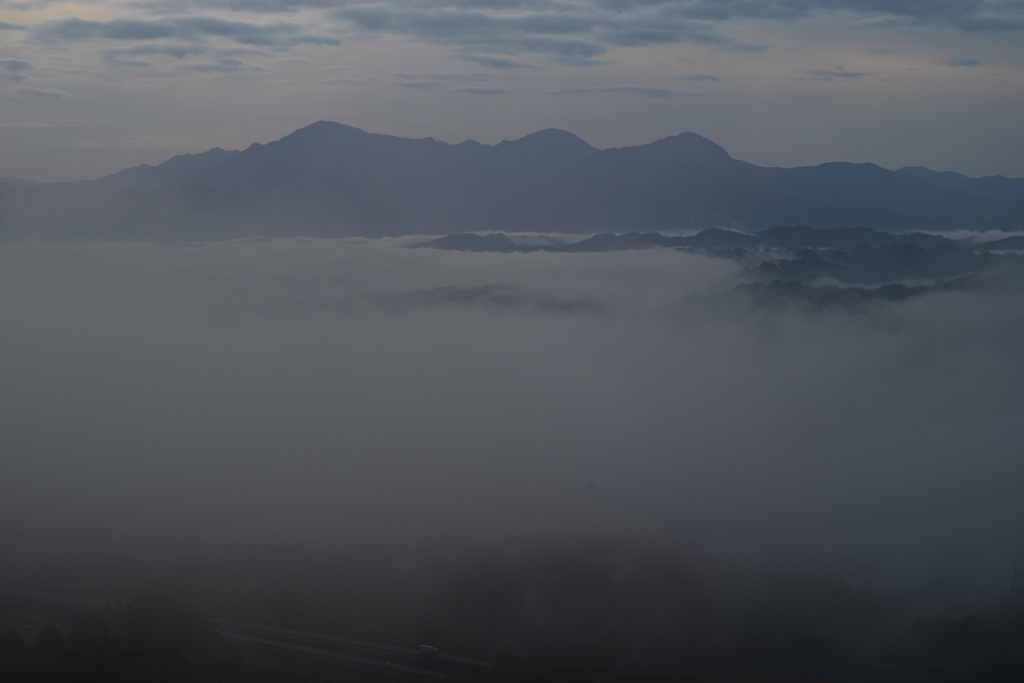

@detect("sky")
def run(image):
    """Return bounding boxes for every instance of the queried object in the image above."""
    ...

[1,0,1023,182]
[3,238,1024,604]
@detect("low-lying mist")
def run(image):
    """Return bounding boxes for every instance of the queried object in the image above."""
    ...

[2,237,1023,611]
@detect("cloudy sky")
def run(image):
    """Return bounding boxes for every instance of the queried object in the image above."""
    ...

[1,1,1022,181]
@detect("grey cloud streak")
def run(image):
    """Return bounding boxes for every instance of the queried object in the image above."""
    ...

[3,0,1010,103]
[31,16,340,48]
[318,75,375,84]
[333,3,743,58]
[806,67,872,80]
[132,0,1020,28]
[1,238,1022,605]
[15,85,72,97]
[0,57,32,82]
[125,0,1024,39]
[598,0,1014,25]
[549,85,698,96]
[144,0,341,11]
[946,56,984,65]
[99,44,209,67]
[337,4,608,58]
[675,73,720,81]
[174,56,260,72]
[456,53,541,68]
[454,86,509,93]
[320,0,1022,67]
[393,70,493,81]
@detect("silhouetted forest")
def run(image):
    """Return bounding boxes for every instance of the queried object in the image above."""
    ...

[1,594,248,683]
[417,227,1024,286]
[6,548,1024,682]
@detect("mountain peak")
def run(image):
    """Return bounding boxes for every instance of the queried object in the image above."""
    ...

[646,132,732,162]
[28,123,1023,239]
[499,128,596,154]
[156,146,239,171]
[286,120,365,139]
[93,145,239,187]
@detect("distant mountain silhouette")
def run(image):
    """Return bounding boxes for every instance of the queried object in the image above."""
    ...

[183,121,600,234]
[0,176,46,188]
[96,147,240,189]
[979,235,1024,251]
[754,161,1023,227]
[897,166,1024,205]
[753,225,951,248]
[3,122,1023,241]
[415,226,1023,286]
[416,226,954,253]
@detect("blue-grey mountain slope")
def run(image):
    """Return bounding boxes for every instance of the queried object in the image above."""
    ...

[95,147,240,189]
[2,122,1023,240]
[897,166,1024,205]
[495,134,1023,232]
[193,122,599,234]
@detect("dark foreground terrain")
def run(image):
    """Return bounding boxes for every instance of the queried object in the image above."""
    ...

[5,547,1024,683]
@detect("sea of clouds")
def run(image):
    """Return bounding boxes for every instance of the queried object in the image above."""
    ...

[2,237,1022,607]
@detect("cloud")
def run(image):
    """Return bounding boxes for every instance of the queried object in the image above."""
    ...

[0,57,32,82]
[99,44,208,67]
[339,6,598,38]
[86,0,1022,71]
[333,3,768,58]
[1,239,1022,606]
[454,86,509,93]
[946,56,984,65]
[512,36,607,58]
[0,57,31,71]
[805,66,873,80]
[716,40,770,52]
[393,70,492,82]
[674,73,720,81]
[334,5,670,61]
[135,0,341,12]
[391,79,441,88]
[597,0,1021,30]
[593,6,736,48]
[0,0,69,8]
[548,85,698,97]
[457,53,540,69]
[21,0,1004,90]
[390,70,493,89]
[175,0,340,11]
[174,57,262,73]
[950,13,1023,30]
[335,4,613,61]
[127,0,1024,35]
[16,85,72,97]
[32,16,340,48]
[318,75,375,84]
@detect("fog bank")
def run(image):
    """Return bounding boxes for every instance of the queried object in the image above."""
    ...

[1,239,1022,606]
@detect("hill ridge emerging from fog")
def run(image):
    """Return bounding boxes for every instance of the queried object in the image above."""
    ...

[2,121,1024,241]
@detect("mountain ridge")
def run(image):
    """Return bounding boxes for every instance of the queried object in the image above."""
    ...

[896,165,1024,205]
[2,122,1023,241]
[94,146,241,189]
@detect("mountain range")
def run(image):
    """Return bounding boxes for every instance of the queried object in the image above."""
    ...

[1,121,1023,241]
[415,225,955,253]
